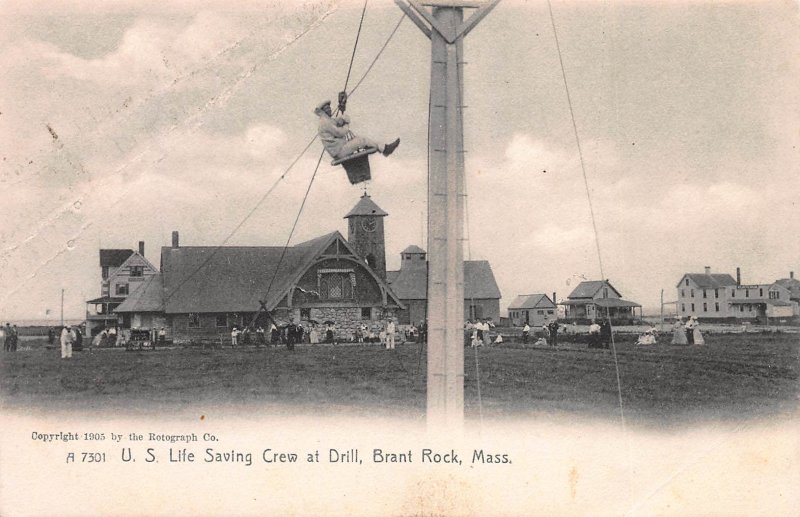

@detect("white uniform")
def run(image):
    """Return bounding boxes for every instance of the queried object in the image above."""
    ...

[385,321,396,350]
[60,328,74,359]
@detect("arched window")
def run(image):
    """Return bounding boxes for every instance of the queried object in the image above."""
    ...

[365,254,377,270]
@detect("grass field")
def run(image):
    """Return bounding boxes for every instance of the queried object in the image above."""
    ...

[2,333,797,425]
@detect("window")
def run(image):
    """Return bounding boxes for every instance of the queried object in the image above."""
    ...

[745,290,749,298]
[102,266,109,280]
[365,254,377,270]
[759,288,763,297]
[769,291,779,300]
[188,313,200,328]
[703,303,707,312]
[703,290,707,299]
[715,302,720,312]
[537,310,544,315]
[690,289,694,298]
[731,289,736,297]
[419,255,424,260]
[115,284,129,295]
[740,306,744,313]
[301,308,311,320]
[691,303,695,312]
[681,289,685,297]
[469,305,483,320]
[215,314,227,328]
[130,266,144,277]
[547,310,554,315]
[714,289,719,298]
[361,307,371,319]
[685,278,689,286]
[318,270,354,300]
[681,303,685,312]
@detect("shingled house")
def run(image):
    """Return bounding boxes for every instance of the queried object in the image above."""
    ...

[115,196,404,344]
[386,245,501,325]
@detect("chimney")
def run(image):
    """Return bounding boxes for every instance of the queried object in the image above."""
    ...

[791,271,795,280]
[552,292,557,304]
[138,241,145,256]
[172,231,180,248]
[736,267,741,286]
[704,266,711,275]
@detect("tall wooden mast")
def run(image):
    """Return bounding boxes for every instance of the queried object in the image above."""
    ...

[394,0,500,428]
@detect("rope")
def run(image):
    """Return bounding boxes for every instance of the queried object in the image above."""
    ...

[163,7,405,313]
[546,0,632,499]
[342,0,369,94]
[348,14,406,97]
[162,135,318,307]
[257,149,326,321]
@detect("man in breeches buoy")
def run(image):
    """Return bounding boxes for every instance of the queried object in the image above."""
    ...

[314,93,399,160]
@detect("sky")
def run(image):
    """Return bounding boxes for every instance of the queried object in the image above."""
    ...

[0,0,798,319]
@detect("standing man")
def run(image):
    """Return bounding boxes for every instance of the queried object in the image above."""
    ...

[548,320,559,347]
[684,317,695,345]
[286,319,298,350]
[231,327,239,347]
[522,322,531,345]
[48,327,55,345]
[158,327,166,346]
[10,325,19,352]
[60,325,75,359]
[385,318,396,350]
[600,319,612,349]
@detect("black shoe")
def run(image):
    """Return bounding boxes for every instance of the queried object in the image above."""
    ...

[383,138,400,156]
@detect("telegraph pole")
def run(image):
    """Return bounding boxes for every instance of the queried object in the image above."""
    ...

[395,0,500,428]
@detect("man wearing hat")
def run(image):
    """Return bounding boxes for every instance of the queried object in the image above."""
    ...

[315,95,399,161]
[60,325,75,359]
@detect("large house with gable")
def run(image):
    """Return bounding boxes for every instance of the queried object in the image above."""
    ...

[85,241,158,336]
[559,280,642,323]
[677,267,798,322]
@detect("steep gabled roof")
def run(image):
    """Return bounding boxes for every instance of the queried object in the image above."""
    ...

[344,194,388,218]
[677,273,737,289]
[567,280,622,299]
[508,293,555,310]
[99,249,133,267]
[161,232,402,314]
[387,260,501,300]
[161,233,335,314]
[115,275,164,313]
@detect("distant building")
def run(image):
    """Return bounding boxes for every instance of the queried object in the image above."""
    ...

[774,271,800,315]
[85,241,158,336]
[386,246,501,325]
[507,294,556,326]
[676,267,798,321]
[559,280,641,323]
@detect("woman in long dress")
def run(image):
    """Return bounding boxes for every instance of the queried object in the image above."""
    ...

[671,317,688,345]
[692,317,705,345]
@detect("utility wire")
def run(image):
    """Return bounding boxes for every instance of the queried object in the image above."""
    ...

[546,0,632,500]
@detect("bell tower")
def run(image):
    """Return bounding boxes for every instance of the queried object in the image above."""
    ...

[344,193,388,279]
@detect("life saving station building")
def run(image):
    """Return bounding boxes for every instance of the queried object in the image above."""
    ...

[109,194,500,344]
